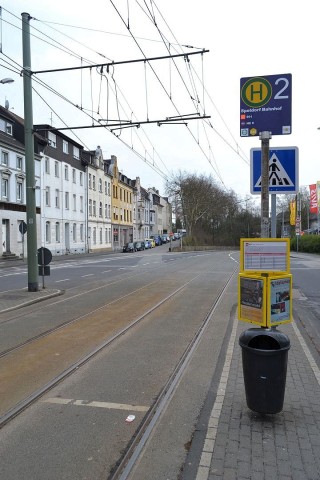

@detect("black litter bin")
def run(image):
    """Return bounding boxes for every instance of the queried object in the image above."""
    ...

[239,328,290,414]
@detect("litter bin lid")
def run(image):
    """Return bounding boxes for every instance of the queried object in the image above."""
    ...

[239,328,290,350]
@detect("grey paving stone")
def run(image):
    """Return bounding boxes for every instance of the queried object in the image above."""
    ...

[204,320,320,480]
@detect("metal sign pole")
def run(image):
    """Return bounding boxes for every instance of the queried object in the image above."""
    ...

[260,131,272,238]
[271,194,277,237]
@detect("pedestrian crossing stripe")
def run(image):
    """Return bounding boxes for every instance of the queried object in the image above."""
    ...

[254,153,294,188]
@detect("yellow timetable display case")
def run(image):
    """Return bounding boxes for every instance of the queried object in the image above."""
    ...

[238,273,292,327]
[240,238,290,275]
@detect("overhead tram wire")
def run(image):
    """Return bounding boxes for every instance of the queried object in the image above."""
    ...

[149,0,249,166]
[97,68,171,175]
[1,10,170,178]
[130,0,224,182]
[136,0,203,115]
[1,7,208,181]
[32,88,91,151]
[108,0,222,181]
[0,15,94,65]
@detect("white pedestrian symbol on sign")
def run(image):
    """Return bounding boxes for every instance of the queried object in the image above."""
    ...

[255,153,294,189]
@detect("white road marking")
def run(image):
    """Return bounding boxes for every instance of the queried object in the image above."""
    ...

[292,319,320,385]
[102,270,111,273]
[196,312,238,480]
[42,397,149,412]
[55,279,70,283]
[81,274,95,277]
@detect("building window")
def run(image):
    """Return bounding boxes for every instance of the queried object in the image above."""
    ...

[55,189,60,208]
[46,221,51,243]
[16,181,23,202]
[65,192,69,209]
[80,224,84,241]
[72,169,76,183]
[1,151,8,165]
[73,194,76,211]
[45,157,50,173]
[93,175,96,190]
[89,199,92,216]
[55,222,60,242]
[0,118,13,135]
[80,195,83,212]
[99,202,103,217]
[54,161,59,177]
[99,228,102,244]
[99,178,102,193]
[63,140,69,154]
[45,186,50,206]
[16,156,23,170]
[1,178,8,199]
[105,203,107,218]
[48,131,56,148]
[104,181,107,195]
[93,227,96,245]
[80,172,83,186]
[64,165,69,180]
[88,173,92,189]
[120,188,122,201]
[73,223,76,242]
[73,146,80,159]
[93,200,96,217]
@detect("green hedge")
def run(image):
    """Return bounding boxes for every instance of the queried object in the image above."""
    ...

[290,235,320,253]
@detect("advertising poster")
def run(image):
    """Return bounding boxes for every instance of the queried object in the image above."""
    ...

[239,276,265,325]
[269,276,291,324]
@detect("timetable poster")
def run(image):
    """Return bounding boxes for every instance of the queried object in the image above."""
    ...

[269,277,291,324]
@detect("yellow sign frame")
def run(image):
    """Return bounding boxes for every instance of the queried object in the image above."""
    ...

[240,238,290,275]
[238,273,292,327]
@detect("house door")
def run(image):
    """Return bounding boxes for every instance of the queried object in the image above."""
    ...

[2,219,10,253]
[65,223,70,253]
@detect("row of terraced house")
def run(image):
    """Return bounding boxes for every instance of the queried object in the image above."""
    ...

[0,105,172,259]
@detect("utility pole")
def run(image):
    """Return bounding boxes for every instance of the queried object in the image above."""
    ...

[22,12,38,291]
[260,131,271,238]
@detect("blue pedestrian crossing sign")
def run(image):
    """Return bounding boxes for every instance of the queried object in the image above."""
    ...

[250,147,299,194]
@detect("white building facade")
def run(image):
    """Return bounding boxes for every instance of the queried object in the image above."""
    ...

[0,106,43,259]
[36,125,87,255]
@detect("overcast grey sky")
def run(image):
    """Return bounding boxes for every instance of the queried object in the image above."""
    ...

[1,0,319,200]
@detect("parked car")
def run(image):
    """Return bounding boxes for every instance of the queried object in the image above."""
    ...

[173,232,180,240]
[145,238,155,248]
[123,242,135,253]
[150,234,161,246]
[134,241,145,251]
[144,239,152,249]
[160,234,169,244]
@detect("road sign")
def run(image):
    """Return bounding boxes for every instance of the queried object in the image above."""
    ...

[19,221,27,235]
[37,247,52,266]
[240,73,292,137]
[250,147,299,194]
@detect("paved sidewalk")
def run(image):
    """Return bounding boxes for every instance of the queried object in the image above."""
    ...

[0,288,63,313]
[196,317,320,480]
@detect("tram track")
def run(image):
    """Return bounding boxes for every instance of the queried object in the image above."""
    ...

[0,271,208,428]
[109,270,236,480]
[0,251,239,480]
